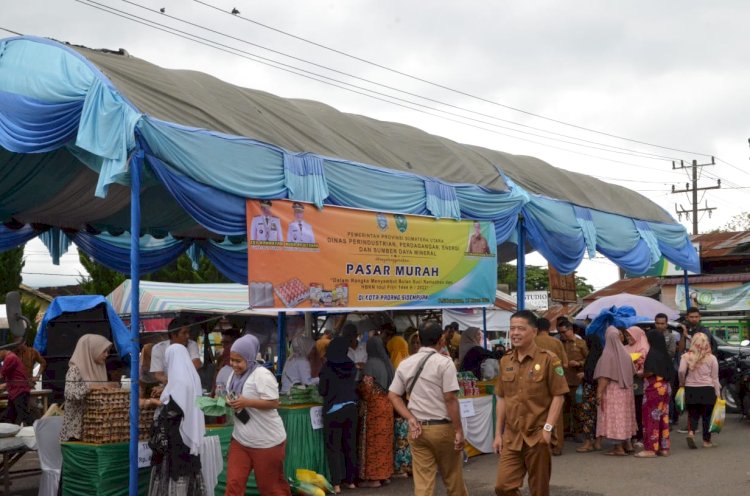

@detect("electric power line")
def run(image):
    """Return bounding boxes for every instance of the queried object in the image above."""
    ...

[117,0,684,164]
[73,1,691,176]
[193,0,716,159]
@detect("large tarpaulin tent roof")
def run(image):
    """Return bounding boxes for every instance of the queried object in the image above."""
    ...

[0,35,699,280]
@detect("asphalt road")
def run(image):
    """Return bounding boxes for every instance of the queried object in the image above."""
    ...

[5,415,748,495]
[356,414,750,496]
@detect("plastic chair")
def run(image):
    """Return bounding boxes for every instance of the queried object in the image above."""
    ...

[33,416,63,496]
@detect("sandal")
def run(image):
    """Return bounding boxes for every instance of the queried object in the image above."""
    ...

[604,450,628,456]
[633,451,656,458]
[686,436,697,450]
[576,446,595,453]
[658,450,670,457]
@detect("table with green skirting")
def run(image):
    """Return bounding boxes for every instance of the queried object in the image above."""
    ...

[277,403,329,480]
[61,403,328,496]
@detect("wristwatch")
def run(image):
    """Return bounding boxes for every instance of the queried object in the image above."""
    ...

[543,423,553,432]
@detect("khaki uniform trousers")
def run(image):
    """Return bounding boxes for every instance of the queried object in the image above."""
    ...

[408,423,468,496]
[495,441,552,496]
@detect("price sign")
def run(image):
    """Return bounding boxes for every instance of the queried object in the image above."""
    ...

[310,406,324,430]
[459,398,476,418]
[137,441,153,468]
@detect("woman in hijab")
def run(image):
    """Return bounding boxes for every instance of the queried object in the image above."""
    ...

[60,335,114,441]
[357,337,395,488]
[576,333,603,453]
[624,326,650,445]
[383,324,409,369]
[147,344,206,496]
[224,334,290,495]
[594,326,637,456]
[318,336,359,493]
[281,335,320,394]
[406,329,421,356]
[678,332,720,449]
[458,327,498,380]
[635,329,674,458]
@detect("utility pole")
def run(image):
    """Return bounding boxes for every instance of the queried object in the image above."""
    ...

[671,157,720,235]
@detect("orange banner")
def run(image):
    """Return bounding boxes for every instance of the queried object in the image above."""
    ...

[246,199,496,311]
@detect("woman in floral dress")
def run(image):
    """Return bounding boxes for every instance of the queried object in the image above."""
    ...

[635,329,674,458]
[60,335,114,441]
[357,337,395,487]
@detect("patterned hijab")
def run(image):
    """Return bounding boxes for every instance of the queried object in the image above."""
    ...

[228,334,260,395]
[685,332,712,371]
[69,334,112,384]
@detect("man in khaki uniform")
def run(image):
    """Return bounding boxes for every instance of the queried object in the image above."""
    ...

[534,318,568,455]
[388,323,468,496]
[559,319,588,438]
[494,311,568,496]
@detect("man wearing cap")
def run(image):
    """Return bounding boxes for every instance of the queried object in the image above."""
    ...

[250,199,283,241]
[388,323,467,496]
[494,311,568,496]
[150,317,202,394]
[558,319,588,440]
[287,202,316,244]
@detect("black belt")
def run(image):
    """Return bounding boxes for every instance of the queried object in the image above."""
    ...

[418,419,451,425]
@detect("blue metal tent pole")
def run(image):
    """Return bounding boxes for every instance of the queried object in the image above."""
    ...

[682,269,690,312]
[128,150,142,496]
[516,215,526,311]
[277,312,286,378]
[482,307,488,349]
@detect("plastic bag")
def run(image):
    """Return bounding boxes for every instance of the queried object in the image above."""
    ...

[675,387,685,412]
[709,398,726,434]
[575,384,583,404]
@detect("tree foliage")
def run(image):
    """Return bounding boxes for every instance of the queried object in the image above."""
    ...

[0,246,25,302]
[78,253,231,296]
[720,212,750,232]
[497,263,594,298]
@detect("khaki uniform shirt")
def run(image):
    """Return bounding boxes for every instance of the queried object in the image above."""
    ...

[534,334,568,368]
[495,344,569,450]
[389,347,460,421]
[561,337,588,386]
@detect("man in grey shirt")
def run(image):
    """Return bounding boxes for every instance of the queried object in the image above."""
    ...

[655,313,676,359]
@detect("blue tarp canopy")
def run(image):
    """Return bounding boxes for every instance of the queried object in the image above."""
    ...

[0,35,699,276]
[34,295,135,359]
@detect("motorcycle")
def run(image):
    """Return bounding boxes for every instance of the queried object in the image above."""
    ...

[721,339,750,417]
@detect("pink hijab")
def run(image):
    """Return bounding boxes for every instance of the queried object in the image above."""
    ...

[594,326,636,389]
[624,326,650,373]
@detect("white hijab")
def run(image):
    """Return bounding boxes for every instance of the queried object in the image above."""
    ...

[160,344,205,455]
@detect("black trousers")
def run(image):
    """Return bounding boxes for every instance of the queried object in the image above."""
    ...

[2,392,36,426]
[323,403,358,485]
[687,403,713,442]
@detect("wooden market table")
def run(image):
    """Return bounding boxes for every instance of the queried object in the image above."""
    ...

[0,389,54,413]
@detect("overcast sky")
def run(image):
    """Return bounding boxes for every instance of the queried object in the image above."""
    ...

[5,0,750,290]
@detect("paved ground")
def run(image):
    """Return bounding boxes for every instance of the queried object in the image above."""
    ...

[5,415,749,495]
[356,414,750,496]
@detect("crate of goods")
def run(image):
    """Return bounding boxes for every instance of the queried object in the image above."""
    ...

[82,389,157,444]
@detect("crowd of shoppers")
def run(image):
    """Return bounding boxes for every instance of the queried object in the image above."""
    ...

[2,302,727,496]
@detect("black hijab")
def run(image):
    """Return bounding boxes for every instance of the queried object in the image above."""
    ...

[324,336,355,378]
[643,329,675,381]
[583,333,603,384]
